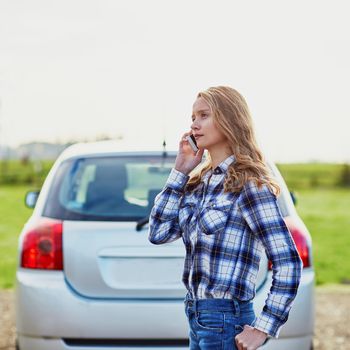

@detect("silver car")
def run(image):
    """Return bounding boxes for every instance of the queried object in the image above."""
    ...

[15,141,315,350]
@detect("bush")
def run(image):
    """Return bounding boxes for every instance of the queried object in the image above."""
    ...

[337,163,350,187]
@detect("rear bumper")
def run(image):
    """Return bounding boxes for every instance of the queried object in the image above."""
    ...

[16,268,315,348]
[16,269,189,339]
[17,334,313,350]
[18,335,188,350]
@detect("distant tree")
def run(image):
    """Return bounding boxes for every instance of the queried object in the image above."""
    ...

[310,174,319,188]
[95,133,124,141]
[95,134,112,141]
[337,163,350,187]
[20,154,30,166]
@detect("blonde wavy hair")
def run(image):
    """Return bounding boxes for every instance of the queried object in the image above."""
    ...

[185,86,281,196]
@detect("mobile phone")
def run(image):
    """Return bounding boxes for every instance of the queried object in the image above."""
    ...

[186,134,198,152]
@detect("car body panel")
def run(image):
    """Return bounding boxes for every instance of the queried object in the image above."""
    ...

[62,220,268,298]
[16,142,315,349]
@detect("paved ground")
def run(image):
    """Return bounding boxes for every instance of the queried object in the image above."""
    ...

[0,289,16,350]
[312,284,350,350]
[1,285,350,350]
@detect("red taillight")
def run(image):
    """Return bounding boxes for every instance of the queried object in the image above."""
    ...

[21,218,63,270]
[268,217,311,270]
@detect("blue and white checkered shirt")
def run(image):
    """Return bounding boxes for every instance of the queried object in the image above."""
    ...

[148,154,303,338]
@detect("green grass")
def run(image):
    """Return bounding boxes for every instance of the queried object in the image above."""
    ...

[0,185,33,289]
[0,163,349,289]
[294,188,350,285]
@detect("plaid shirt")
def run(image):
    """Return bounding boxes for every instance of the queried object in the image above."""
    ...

[148,155,303,338]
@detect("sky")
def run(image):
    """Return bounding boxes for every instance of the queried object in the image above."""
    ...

[0,0,349,163]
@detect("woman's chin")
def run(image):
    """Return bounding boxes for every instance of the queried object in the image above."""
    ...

[196,140,205,149]
[197,141,209,150]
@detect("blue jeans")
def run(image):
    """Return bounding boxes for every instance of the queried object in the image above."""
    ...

[184,292,256,350]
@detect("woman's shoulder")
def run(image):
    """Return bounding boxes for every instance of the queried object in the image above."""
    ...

[240,178,275,200]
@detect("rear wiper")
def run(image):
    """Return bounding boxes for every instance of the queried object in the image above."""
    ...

[136,216,149,231]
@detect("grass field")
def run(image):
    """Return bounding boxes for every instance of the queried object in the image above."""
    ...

[294,187,350,285]
[0,185,33,288]
[0,163,349,289]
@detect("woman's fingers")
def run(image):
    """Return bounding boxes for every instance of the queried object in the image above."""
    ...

[180,131,190,143]
[182,131,193,140]
[179,131,194,148]
[195,147,205,159]
[193,148,204,161]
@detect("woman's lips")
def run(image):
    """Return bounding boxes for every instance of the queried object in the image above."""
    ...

[194,135,203,140]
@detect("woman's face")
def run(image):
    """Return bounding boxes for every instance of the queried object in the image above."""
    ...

[191,97,228,151]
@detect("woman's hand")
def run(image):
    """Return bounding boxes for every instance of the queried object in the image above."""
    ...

[235,325,268,350]
[174,131,205,175]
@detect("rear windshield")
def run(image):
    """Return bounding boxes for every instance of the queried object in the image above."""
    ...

[43,155,176,221]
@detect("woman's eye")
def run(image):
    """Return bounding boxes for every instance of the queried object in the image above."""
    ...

[201,114,208,118]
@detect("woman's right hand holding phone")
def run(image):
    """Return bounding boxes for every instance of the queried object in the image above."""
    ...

[174,131,205,175]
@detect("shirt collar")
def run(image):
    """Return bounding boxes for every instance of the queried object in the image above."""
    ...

[202,154,236,180]
[212,154,236,174]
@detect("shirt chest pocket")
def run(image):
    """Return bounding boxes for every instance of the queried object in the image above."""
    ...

[198,199,233,235]
[178,197,197,233]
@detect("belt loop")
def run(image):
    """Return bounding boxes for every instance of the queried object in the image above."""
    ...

[233,299,240,317]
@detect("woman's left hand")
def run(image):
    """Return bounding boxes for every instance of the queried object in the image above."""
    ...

[235,325,268,350]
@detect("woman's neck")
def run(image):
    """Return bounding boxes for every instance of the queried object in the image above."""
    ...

[208,145,232,170]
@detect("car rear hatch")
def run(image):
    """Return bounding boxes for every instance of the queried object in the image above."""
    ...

[43,153,268,299]
[63,221,187,298]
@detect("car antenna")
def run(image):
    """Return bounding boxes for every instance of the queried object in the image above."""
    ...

[162,139,167,158]
[161,108,168,164]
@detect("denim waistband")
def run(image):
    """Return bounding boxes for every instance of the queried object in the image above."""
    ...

[184,292,252,314]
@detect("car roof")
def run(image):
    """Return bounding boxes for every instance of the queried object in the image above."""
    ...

[57,140,276,164]
[56,140,178,162]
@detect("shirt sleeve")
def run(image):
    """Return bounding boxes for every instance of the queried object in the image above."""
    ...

[148,168,190,245]
[237,180,303,338]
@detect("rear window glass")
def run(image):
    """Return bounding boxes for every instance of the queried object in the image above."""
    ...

[43,156,176,221]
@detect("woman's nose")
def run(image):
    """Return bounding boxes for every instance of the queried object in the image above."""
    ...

[191,120,199,131]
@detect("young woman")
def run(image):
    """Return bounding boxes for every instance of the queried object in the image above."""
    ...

[148,86,303,350]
